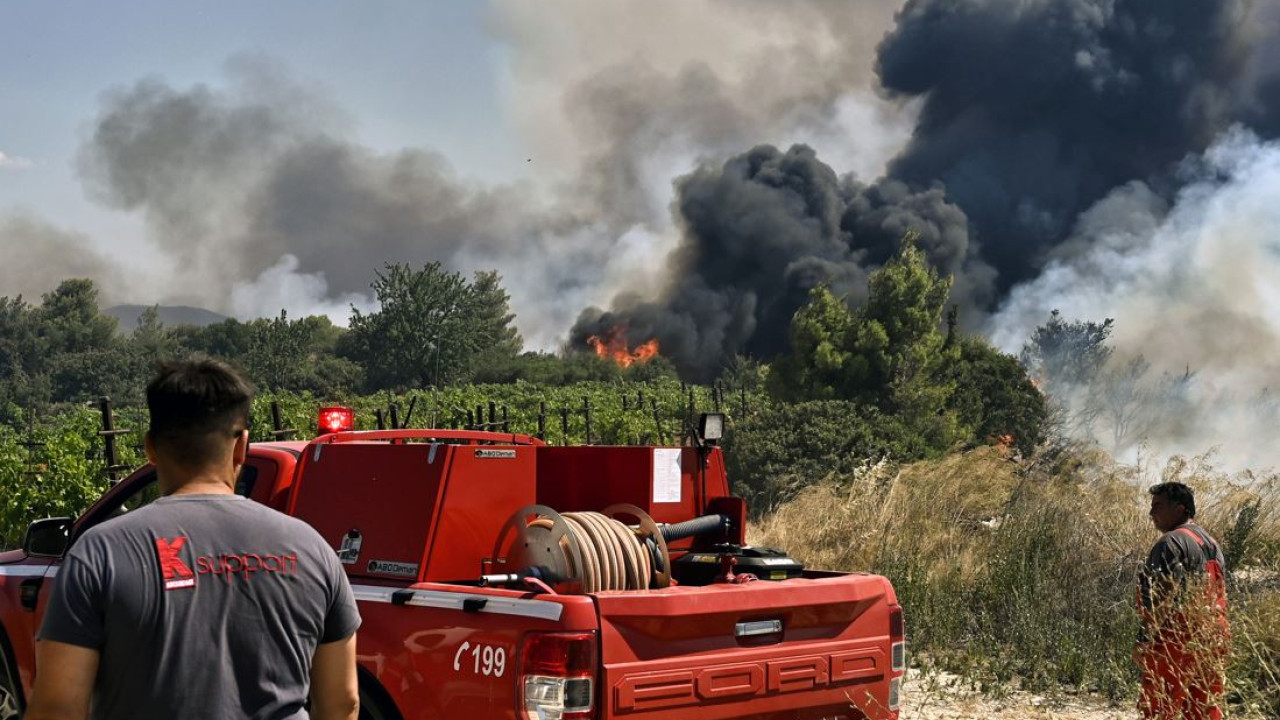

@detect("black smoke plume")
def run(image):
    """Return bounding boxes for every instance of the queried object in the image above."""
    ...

[572,145,983,380]
[574,0,1280,380]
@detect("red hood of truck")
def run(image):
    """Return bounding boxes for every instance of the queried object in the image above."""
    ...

[0,549,28,565]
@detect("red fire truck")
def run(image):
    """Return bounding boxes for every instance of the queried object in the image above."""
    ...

[0,410,905,720]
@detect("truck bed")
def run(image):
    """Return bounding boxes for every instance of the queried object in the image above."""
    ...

[593,572,899,720]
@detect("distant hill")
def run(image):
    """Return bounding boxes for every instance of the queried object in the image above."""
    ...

[105,305,230,333]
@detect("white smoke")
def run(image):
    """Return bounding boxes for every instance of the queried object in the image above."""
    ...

[230,254,376,323]
[0,152,35,169]
[990,128,1280,469]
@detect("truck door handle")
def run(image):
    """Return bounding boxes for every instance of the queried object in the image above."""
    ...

[19,578,43,612]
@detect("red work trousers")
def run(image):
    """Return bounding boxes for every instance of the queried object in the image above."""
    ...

[1137,641,1224,720]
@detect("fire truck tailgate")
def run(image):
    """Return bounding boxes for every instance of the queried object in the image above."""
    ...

[593,573,898,720]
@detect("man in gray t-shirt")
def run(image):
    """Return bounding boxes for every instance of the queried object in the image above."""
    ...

[27,359,360,720]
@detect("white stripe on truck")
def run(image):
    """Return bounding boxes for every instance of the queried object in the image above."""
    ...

[0,567,560,622]
[350,584,563,621]
[0,565,55,578]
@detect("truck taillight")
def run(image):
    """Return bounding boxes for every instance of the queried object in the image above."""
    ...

[889,605,906,713]
[520,632,596,720]
[317,407,355,435]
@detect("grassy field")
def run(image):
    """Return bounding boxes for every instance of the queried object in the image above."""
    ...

[752,446,1280,717]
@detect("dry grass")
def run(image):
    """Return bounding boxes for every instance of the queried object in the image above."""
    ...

[752,446,1280,715]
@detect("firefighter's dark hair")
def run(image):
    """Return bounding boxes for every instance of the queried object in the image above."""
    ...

[146,358,254,468]
[1149,481,1196,518]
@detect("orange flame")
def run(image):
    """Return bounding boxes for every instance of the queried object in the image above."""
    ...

[991,434,1017,455]
[587,326,660,368]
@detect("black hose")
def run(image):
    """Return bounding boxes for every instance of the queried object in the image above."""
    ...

[659,514,729,543]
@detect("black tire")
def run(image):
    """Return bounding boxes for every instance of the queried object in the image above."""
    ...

[357,696,383,720]
[0,640,21,720]
[357,675,402,720]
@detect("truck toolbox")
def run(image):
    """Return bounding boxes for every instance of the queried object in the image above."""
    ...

[672,545,805,585]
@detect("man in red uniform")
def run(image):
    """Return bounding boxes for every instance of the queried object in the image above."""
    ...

[1137,482,1229,720]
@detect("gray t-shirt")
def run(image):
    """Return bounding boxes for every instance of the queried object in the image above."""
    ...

[1140,521,1226,604]
[1137,521,1226,641]
[39,493,361,720]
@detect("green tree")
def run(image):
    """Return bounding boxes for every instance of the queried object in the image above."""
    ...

[346,263,523,391]
[245,311,310,391]
[130,306,178,365]
[854,238,956,416]
[769,286,856,400]
[946,336,1048,456]
[0,296,50,421]
[235,312,361,397]
[36,279,117,356]
[468,270,522,358]
[35,280,134,404]
[173,318,255,360]
[771,236,962,453]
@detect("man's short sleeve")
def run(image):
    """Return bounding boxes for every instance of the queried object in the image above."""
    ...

[37,546,106,649]
[321,551,361,644]
[1146,534,1187,577]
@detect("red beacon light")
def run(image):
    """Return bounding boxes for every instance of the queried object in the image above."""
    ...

[317,407,355,435]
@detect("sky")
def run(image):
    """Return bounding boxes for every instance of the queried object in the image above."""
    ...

[1,1,523,268]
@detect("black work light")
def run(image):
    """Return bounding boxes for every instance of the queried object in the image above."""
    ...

[697,412,725,445]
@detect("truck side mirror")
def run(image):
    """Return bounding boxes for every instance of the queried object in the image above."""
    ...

[23,517,72,558]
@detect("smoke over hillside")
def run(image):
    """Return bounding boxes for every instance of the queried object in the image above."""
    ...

[991,129,1280,468]
[575,0,1280,379]
[0,215,123,303]
[32,2,908,349]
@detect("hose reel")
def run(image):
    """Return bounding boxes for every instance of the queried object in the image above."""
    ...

[488,503,673,593]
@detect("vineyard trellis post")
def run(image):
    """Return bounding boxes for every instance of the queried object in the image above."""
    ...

[269,401,298,440]
[19,420,45,480]
[401,396,417,429]
[97,397,131,485]
[651,399,665,445]
[685,388,696,439]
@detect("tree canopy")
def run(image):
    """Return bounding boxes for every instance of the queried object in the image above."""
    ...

[345,263,523,391]
[770,235,1045,458]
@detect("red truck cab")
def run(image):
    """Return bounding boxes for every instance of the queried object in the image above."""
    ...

[0,427,905,720]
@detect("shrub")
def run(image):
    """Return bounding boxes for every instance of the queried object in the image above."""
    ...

[753,447,1280,712]
[723,399,937,512]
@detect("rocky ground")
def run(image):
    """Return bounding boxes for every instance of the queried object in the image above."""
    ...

[899,670,1130,720]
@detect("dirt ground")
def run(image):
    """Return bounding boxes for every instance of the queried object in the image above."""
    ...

[899,670,1130,720]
